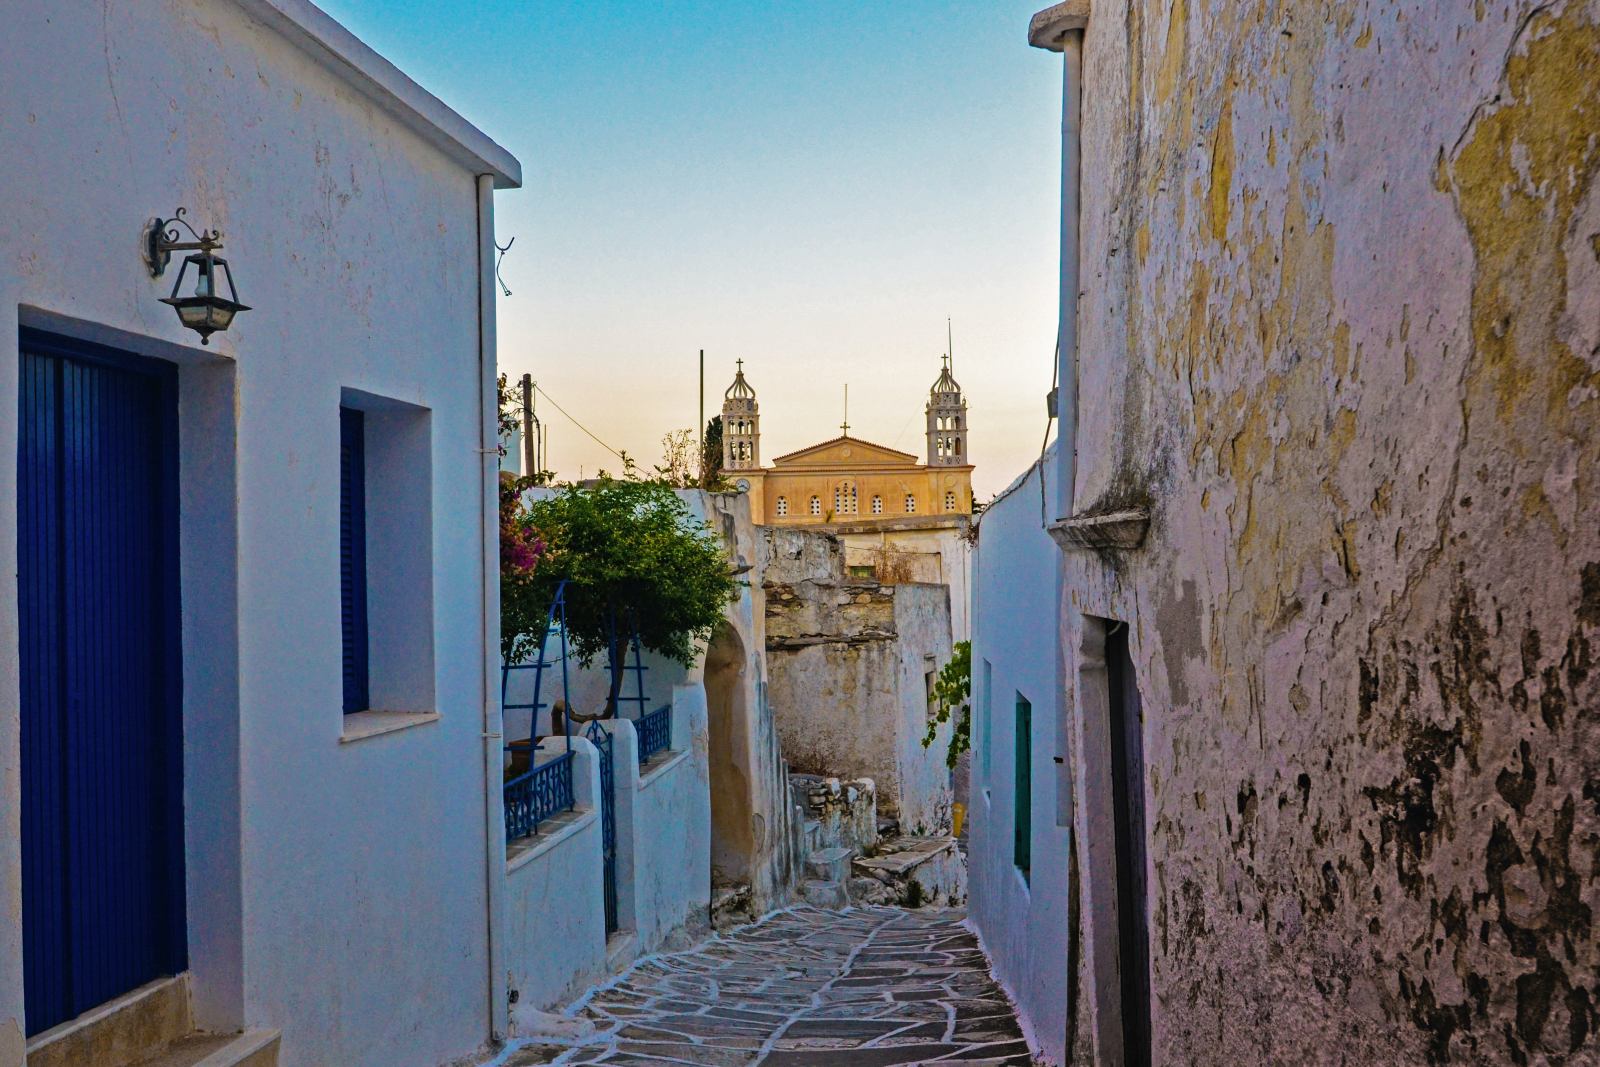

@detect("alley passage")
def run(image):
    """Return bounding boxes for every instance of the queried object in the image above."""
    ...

[508,905,1032,1066]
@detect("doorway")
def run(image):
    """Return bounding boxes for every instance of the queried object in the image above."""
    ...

[1104,620,1150,1067]
[17,330,186,1035]
[704,623,754,889]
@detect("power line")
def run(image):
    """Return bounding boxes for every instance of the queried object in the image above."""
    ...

[532,383,627,463]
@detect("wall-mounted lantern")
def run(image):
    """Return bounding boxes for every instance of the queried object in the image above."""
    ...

[144,208,250,345]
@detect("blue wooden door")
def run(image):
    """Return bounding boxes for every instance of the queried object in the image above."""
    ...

[17,330,185,1036]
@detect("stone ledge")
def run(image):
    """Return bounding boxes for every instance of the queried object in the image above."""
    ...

[1047,507,1150,551]
[338,709,440,744]
[638,748,690,790]
[1029,1,1091,50]
[506,806,596,873]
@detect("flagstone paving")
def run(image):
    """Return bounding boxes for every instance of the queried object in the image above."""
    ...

[502,905,1033,1066]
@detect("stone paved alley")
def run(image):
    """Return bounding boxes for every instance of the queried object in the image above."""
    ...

[497,906,1032,1066]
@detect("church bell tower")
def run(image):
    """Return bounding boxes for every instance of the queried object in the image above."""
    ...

[926,355,967,466]
[722,360,760,470]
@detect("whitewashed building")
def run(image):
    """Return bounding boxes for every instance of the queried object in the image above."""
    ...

[1,3,519,1065]
[966,448,1069,1063]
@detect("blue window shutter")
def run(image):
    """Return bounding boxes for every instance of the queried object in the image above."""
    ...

[340,408,369,713]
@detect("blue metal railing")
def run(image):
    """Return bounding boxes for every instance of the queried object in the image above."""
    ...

[504,750,575,842]
[637,703,672,768]
[503,580,574,745]
[587,720,619,935]
[608,616,651,715]
[504,581,575,849]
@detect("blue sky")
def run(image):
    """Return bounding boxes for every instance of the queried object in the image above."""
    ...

[318,1,1063,495]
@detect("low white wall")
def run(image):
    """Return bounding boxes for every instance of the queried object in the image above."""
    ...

[503,736,608,1015]
[626,683,711,955]
[893,583,955,835]
[966,453,1069,1066]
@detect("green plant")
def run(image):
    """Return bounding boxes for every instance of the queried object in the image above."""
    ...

[522,478,739,717]
[922,640,972,770]
[700,415,726,490]
[500,474,549,665]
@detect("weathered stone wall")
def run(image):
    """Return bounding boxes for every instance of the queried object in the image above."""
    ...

[1057,1,1600,1063]
[689,491,807,918]
[764,528,955,833]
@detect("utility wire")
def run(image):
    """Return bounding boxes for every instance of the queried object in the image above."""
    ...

[532,383,628,463]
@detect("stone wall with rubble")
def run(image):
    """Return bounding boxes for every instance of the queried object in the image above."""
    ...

[1045,1,1600,1063]
[763,527,955,835]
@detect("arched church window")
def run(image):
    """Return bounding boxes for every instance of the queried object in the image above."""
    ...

[776,497,789,517]
[905,494,917,514]
[809,496,822,516]
[871,495,883,515]
[945,490,957,511]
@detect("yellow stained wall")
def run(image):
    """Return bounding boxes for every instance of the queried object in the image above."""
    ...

[754,466,971,526]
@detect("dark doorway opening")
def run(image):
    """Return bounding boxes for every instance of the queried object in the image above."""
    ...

[1105,621,1150,1067]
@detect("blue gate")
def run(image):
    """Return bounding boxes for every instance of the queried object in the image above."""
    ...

[586,720,618,935]
[17,330,185,1036]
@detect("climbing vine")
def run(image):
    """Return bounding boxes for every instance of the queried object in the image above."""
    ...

[922,640,972,769]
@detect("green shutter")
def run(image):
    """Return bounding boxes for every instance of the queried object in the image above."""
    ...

[1014,695,1032,879]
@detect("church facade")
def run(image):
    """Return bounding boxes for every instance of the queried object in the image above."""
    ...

[718,358,974,529]
[717,358,974,641]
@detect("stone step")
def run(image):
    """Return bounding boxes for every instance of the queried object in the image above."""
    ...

[852,835,967,908]
[605,930,639,974]
[27,975,192,1067]
[799,879,849,909]
[134,1030,280,1067]
[710,881,754,929]
[805,845,854,883]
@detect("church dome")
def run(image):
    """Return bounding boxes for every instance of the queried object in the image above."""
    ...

[725,360,756,401]
[930,355,961,397]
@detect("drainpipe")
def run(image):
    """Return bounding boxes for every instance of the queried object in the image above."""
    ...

[475,173,510,1044]
[1029,3,1088,524]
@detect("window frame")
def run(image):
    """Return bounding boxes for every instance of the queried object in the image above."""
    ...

[1014,693,1032,880]
[340,406,370,714]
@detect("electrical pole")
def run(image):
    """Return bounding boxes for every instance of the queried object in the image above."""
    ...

[699,349,705,453]
[520,373,537,477]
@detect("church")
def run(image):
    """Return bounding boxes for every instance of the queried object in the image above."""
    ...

[718,357,974,528]
[718,357,974,640]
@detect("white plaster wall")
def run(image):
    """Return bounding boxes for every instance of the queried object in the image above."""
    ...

[626,683,712,954]
[503,738,608,1015]
[893,584,956,835]
[0,3,513,1063]
[967,453,1068,1066]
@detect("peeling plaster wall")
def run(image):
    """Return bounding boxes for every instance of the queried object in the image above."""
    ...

[764,528,954,833]
[1054,1,1600,1063]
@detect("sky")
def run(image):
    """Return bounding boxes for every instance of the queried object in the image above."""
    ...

[317,1,1064,498]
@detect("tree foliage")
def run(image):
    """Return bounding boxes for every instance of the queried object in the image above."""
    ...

[500,474,550,665]
[521,478,739,717]
[654,429,699,487]
[700,415,725,490]
[922,640,972,769]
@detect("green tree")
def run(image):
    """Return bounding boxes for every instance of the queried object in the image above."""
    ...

[699,416,726,490]
[922,640,972,769]
[522,478,739,718]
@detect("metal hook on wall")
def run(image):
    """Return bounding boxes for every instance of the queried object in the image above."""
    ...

[494,236,514,296]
